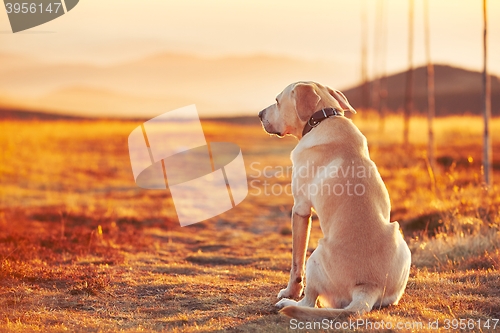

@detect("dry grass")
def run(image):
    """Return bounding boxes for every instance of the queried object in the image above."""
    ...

[1,115,500,332]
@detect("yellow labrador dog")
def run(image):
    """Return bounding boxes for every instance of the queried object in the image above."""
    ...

[258,82,411,320]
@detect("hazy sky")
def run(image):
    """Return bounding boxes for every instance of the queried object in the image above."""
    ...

[1,0,499,89]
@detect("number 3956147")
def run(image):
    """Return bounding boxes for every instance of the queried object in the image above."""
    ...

[5,2,62,14]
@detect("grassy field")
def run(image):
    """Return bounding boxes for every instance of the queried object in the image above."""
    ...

[1,114,500,332]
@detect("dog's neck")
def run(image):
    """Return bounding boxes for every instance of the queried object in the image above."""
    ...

[295,116,368,157]
[302,108,343,137]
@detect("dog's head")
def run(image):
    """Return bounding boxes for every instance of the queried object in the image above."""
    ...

[258,81,356,139]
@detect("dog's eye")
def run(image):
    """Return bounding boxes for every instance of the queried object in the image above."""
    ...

[275,99,279,106]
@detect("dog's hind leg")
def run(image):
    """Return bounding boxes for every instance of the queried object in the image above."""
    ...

[343,284,381,314]
[297,250,322,307]
[279,285,382,320]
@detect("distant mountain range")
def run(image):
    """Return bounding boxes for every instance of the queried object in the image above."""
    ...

[0,52,351,117]
[343,64,500,116]
[0,51,498,118]
[0,107,88,121]
[0,106,262,125]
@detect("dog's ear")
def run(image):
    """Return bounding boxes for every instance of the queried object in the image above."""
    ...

[292,83,321,122]
[327,87,357,114]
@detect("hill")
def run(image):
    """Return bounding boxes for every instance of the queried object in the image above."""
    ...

[0,107,88,121]
[2,54,498,117]
[343,64,500,116]
[0,52,350,117]
[0,106,263,125]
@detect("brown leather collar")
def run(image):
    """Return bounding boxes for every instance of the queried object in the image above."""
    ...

[302,108,342,137]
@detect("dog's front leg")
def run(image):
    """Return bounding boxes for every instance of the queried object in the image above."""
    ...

[278,205,312,299]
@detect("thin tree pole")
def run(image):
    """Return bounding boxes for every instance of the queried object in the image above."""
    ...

[403,0,414,147]
[372,0,381,117]
[361,0,370,112]
[424,0,436,193]
[378,0,388,133]
[482,0,493,186]
[373,0,388,133]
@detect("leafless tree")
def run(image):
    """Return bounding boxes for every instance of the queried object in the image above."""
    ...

[424,0,436,193]
[373,0,388,133]
[361,0,370,111]
[482,0,493,186]
[403,0,414,147]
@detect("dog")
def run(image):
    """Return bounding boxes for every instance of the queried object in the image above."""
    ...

[258,81,411,320]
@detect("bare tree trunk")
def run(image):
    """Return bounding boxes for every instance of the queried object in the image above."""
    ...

[373,0,388,133]
[372,0,381,114]
[404,0,414,147]
[482,0,493,186]
[424,0,436,193]
[361,0,370,112]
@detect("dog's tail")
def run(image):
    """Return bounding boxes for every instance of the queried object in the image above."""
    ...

[280,286,381,320]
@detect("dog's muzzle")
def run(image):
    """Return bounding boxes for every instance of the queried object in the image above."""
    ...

[258,109,282,137]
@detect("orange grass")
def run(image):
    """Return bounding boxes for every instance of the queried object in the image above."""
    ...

[1,115,500,332]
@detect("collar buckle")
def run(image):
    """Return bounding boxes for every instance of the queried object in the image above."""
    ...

[308,117,320,127]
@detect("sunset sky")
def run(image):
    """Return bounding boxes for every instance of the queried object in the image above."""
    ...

[1,0,499,116]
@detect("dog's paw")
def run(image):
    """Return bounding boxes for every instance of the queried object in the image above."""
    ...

[275,298,297,309]
[277,285,303,300]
